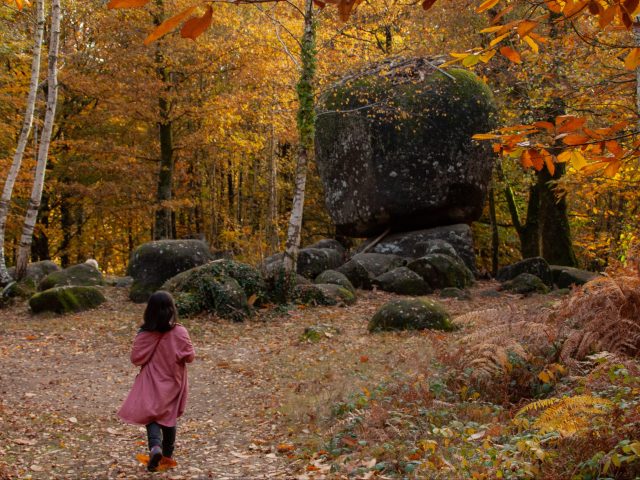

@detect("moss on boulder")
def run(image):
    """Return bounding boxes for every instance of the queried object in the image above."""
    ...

[39,264,103,291]
[8,260,60,285]
[315,270,355,294]
[408,253,474,290]
[29,286,106,314]
[372,267,431,295]
[369,298,454,332]
[501,273,550,295]
[297,248,344,279]
[294,283,356,306]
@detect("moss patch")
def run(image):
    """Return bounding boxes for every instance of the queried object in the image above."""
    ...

[368,298,454,332]
[29,286,106,314]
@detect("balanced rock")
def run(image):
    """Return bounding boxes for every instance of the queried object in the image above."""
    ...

[315,59,496,237]
[39,263,103,291]
[369,298,454,332]
[30,286,106,314]
[373,267,431,295]
[127,239,213,303]
[496,257,553,287]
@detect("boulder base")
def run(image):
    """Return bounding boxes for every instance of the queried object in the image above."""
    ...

[30,286,106,314]
[550,265,599,288]
[369,298,454,332]
[373,267,431,295]
[496,257,553,287]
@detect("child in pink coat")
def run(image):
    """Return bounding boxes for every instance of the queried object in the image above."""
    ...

[118,291,195,472]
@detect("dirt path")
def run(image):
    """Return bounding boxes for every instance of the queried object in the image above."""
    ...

[0,283,546,479]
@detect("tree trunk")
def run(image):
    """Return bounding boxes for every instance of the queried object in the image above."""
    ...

[15,0,61,280]
[267,121,279,253]
[538,164,578,266]
[0,0,45,285]
[488,184,499,276]
[283,0,316,273]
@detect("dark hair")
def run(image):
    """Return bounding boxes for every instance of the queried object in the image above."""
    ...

[142,291,177,332]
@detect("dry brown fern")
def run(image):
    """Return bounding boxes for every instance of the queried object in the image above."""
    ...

[558,275,640,365]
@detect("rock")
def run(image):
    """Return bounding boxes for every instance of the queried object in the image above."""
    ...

[39,264,104,291]
[301,324,340,342]
[113,276,134,288]
[478,289,502,298]
[337,253,406,289]
[368,298,454,332]
[29,286,106,314]
[496,257,553,287]
[372,267,431,295]
[173,275,249,321]
[307,239,346,256]
[550,265,599,288]
[501,273,550,295]
[365,225,477,273]
[294,283,356,306]
[297,248,344,279]
[315,270,355,294]
[408,253,474,290]
[164,259,265,319]
[315,60,496,237]
[127,239,213,303]
[8,260,60,284]
[440,287,471,300]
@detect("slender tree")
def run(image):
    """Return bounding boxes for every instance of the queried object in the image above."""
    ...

[0,0,45,285]
[15,0,62,280]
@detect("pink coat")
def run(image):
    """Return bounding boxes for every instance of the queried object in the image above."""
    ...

[118,325,195,427]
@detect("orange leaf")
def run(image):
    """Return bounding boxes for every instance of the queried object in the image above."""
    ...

[557,116,586,133]
[337,0,358,21]
[563,0,588,18]
[588,0,602,14]
[181,6,213,40]
[605,140,623,156]
[277,443,295,453]
[625,0,639,13]
[313,0,327,8]
[521,150,534,169]
[563,134,590,146]
[476,0,500,13]
[360,355,369,363]
[144,6,196,45]
[625,48,640,70]
[107,0,151,8]
[14,0,24,10]
[542,149,555,175]
[604,160,621,177]
[422,0,437,10]
[517,20,538,37]
[533,121,555,133]
[545,0,563,13]
[500,46,522,63]
[599,5,618,28]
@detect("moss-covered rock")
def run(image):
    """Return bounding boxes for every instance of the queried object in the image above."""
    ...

[337,253,406,290]
[8,260,60,284]
[501,273,550,295]
[315,270,355,294]
[301,324,340,342]
[440,287,471,300]
[373,267,431,295]
[173,275,249,321]
[496,257,553,287]
[408,253,474,290]
[127,239,213,303]
[297,248,344,279]
[368,298,454,332]
[316,59,497,237]
[39,264,103,291]
[29,286,106,314]
[294,283,356,306]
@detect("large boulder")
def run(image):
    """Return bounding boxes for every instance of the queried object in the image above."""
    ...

[501,273,549,295]
[163,259,265,319]
[336,253,406,289]
[368,298,454,332]
[315,60,496,237]
[307,239,346,256]
[315,270,355,294]
[127,240,213,303]
[297,248,343,279]
[372,267,431,295]
[8,260,60,284]
[294,283,356,306]
[408,253,474,290]
[29,286,106,314]
[39,264,103,291]
[550,265,599,289]
[363,225,477,273]
[496,257,553,287]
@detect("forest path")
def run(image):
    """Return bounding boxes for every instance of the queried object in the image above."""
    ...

[0,283,535,479]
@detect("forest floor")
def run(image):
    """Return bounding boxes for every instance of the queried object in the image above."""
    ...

[0,283,561,479]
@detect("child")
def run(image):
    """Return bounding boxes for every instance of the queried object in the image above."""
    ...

[118,291,195,472]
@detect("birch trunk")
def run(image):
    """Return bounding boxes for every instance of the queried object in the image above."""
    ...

[267,119,279,253]
[0,0,45,285]
[283,0,316,274]
[15,0,62,280]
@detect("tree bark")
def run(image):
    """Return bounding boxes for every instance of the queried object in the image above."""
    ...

[0,0,45,285]
[283,0,316,274]
[15,0,61,280]
[488,184,499,276]
[267,120,279,253]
